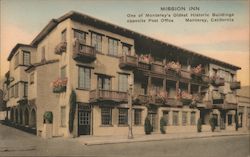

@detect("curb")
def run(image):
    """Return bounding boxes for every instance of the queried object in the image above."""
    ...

[84,133,249,146]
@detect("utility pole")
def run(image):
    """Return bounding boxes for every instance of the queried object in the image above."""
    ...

[128,76,133,139]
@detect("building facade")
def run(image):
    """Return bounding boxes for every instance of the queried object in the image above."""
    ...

[3,11,244,137]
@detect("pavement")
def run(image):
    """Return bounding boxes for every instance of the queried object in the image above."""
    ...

[73,129,249,146]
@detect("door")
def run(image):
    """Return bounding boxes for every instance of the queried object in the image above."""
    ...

[78,109,91,135]
[148,113,157,132]
[220,112,226,130]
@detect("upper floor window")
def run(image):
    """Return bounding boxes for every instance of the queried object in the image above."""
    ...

[14,52,19,68]
[91,33,102,52]
[14,83,19,98]
[41,46,46,62]
[108,38,118,56]
[78,67,91,89]
[118,74,128,92]
[122,44,131,56]
[11,86,14,98]
[73,29,86,43]
[98,75,111,90]
[61,29,67,42]
[23,51,30,66]
[24,82,28,97]
[30,73,34,84]
[61,66,66,79]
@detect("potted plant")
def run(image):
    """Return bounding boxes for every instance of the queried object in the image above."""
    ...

[43,111,53,124]
[160,117,167,134]
[197,118,202,132]
[144,116,153,135]
[209,117,216,132]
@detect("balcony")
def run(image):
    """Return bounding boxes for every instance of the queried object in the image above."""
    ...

[133,94,149,104]
[225,93,237,104]
[230,81,241,90]
[119,55,138,70]
[151,63,164,75]
[180,70,191,80]
[73,39,96,62]
[52,78,67,93]
[211,76,225,86]
[89,89,128,103]
[180,91,193,105]
[212,90,224,105]
[55,42,67,55]
[138,62,151,70]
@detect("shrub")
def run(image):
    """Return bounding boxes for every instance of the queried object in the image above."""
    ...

[43,111,53,124]
[209,117,216,132]
[197,118,202,132]
[160,117,167,134]
[144,117,153,135]
[69,90,77,133]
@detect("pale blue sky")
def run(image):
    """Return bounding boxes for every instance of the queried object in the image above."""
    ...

[0,0,249,85]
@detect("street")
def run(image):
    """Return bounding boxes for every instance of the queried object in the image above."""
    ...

[0,124,249,157]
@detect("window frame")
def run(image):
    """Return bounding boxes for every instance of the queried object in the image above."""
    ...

[118,74,128,92]
[23,51,31,66]
[30,73,34,85]
[118,108,128,125]
[78,66,91,90]
[23,82,28,97]
[91,32,102,52]
[14,52,19,68]
[122,43,132,56]
[98,75,112,90]
[173,111,179,126]
[101,107,112,126]
[61,29,67,42]
[182,111,187,126]
[134,109,142,125]
[108,38,119,56]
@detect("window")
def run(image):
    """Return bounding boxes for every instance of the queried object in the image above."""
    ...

[23,51,30,66]
[191,112,196,125]
[61,66,66,79]
[41,46,46,61]
[74,29,86,43]
[228,114,232,125]
[61,29,67,42]
[163,111,169,125]
[14,52,19,68]
[182,112,187,126]
[118,108,128,125]
[60,106,66,127]
[30,73,34,84]
[122,44,131,55]
[134,109,142,125]
[118,74,128,92]
[108,38,118,56]
[78,67,91,89]
[14,84,18,98]
[11,86,14,98]
[98,75,111,90]
[173,111,179,126]
[101,107,112,125]
[24,83,28,97]
[91,33,102,52]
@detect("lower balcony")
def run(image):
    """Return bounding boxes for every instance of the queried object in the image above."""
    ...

[55,42,67,55]
[73,40,96,62]
[52,78,67,93]
[230,81,241,90]
[119,55,138,70]
[89,89,128,103]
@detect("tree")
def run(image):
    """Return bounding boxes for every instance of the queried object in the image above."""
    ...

[144,116,153,135]
[209,117,216,132]
[160,117,167,134]
[69,90,77,133]
[197,118,202,132]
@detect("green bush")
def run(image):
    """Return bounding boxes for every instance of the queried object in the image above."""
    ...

[69,90,77,133]
[144,117,153,135]
[209,117,216,132]
[160,117,167,134]
[197,118,202,132]
[43,111,53,124]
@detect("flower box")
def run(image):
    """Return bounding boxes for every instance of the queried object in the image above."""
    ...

[211,76,225,86]
[191,64,202,75]
[52,78,67,93]
[138,54,152,64]
[165,61,181,72]
[181,91,193,105]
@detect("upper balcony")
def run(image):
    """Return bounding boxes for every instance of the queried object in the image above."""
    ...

[72,39,96,63]
[89,89,128,103]
[230,81,241,90]
[119,55,138,70]
[55,42,67,55]
[211,76,225,87]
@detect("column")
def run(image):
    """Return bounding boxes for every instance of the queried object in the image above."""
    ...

[176,81,179,99]
[163,78,166,91]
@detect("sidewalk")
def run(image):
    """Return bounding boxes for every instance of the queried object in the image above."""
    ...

[73,130,249,146]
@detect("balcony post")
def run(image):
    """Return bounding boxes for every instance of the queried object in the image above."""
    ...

[128,76,133,139]
[176,81,179,99]
[188,83,191,94]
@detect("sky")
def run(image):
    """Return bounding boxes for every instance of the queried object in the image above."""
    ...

[0,0,249,86]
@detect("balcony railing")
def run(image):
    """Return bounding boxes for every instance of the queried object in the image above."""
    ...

[211,76,225,86]
[133,94,149,104]
[151,63,164,74]
[230,81,241,90]
[180,91,193,105]
[138,62,151,70]
[55,42,67,55]
[119,55,138,70]
[89,89,128,103]
[180,70,191,80]
[73,39,96,62]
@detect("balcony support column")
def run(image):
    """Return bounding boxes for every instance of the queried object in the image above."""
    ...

[176,81,180,99]
[188,83,191,94]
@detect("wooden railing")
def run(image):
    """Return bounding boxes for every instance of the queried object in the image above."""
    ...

[119,55,138,69]
[90,89,128,102]
[151,63,164,74]
[73,39,96,62]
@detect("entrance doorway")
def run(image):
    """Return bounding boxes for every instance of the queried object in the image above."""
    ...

[78,105,91,135]
[220,111,226,130]
[148,113,157,132]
